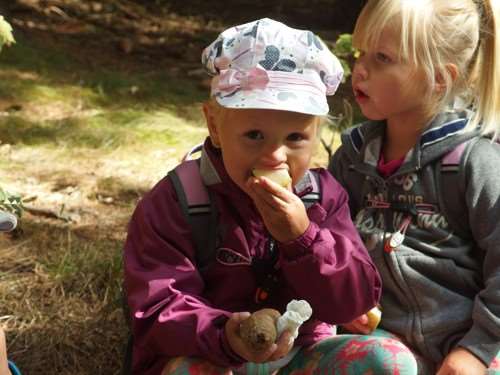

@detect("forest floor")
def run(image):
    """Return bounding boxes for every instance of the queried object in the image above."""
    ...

[0,1,350,374]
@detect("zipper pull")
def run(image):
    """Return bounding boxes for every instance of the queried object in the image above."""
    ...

[384,216,411,253]
[384,231,405,253]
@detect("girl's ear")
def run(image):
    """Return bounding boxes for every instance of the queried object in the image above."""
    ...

[435,63,459,93]
[203,101,221,148]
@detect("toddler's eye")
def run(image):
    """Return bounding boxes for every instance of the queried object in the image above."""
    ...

[286,133,305,142]
[244,130,264,140]
[376,52,392,64]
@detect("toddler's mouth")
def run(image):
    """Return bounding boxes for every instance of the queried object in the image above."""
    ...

[354,87,369,100]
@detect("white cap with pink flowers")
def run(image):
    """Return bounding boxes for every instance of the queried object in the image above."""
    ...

[202,18,343,116]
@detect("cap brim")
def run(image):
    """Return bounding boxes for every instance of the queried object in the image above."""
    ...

[215,88,329,116]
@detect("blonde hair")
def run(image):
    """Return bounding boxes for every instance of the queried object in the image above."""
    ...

[353,0,500,139]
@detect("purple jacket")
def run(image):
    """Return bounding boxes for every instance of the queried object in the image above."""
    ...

[123,140,381,374]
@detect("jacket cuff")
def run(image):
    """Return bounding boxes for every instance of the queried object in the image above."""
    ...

[219,328,246,367]
[198,315,246,368]
[278,221,319,260]
[457,324,500,366]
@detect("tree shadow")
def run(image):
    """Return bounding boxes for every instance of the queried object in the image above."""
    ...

[0,29,208,124]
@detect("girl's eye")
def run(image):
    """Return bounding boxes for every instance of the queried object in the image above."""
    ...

[286,132,306,142]
[376,52,392,63]
[244,130,264,140]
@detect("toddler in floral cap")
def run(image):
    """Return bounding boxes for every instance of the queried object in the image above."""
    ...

[123,18,384,375]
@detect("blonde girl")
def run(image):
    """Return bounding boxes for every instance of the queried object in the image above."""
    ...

[330,0,500,374]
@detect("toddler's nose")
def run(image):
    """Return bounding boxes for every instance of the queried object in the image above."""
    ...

[261,145,287,166]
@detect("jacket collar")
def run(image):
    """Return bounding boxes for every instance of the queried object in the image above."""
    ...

[342,110,479,172]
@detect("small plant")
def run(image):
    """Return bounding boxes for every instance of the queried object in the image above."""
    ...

[320,33,357,161]
[332,33,358,81]
[0,15,15,52]
[0,187,23,217]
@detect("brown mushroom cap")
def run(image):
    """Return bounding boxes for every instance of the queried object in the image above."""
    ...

[239,308,281,352]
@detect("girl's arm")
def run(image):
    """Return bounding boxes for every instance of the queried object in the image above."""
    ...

[455,139,500,366]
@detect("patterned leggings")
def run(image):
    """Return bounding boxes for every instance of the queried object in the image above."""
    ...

[162,329,500,374]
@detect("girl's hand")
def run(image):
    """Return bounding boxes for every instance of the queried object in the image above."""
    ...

[341,314,372,335]
[436,348,486,375]
[225,313,294,363]
[245,176,309,243]
[267,330,294,362]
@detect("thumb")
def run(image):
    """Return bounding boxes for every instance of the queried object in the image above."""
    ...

[244,178,259,198]
[358,314,368,325]
[226,312,251,333]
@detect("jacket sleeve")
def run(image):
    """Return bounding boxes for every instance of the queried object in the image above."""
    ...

[456,139,500,366]
[277,169,382,324]
[123,177,244,368]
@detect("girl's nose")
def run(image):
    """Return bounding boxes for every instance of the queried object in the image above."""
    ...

[353,58,368,80]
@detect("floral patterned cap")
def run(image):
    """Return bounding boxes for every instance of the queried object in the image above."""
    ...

[202,18,343,116]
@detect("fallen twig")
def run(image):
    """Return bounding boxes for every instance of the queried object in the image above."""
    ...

[23,204,71,222]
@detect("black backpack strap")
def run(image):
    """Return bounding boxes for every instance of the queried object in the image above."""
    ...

[437,138,478,235]
[168,159,219,270]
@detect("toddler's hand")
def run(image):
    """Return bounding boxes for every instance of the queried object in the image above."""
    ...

[437,348,486,375]
[245,176,309,243]
[267,329,294,362]
[341,314,372,335]
[225,312,276,363]
[225,312,294,363]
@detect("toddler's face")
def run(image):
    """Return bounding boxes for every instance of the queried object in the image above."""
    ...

[207,106,319,196]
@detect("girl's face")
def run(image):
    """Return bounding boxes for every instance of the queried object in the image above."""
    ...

[205,105,319,195]
[352,27,430,127]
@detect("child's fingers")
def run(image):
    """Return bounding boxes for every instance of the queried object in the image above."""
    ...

[357,314,368,325]
[248,343,278,363]
[353,322,371,335]
[246,179,285,212]
[225,312,251,338]
[253,185,287,210]
[268,330,293,361]
[255,176,293,200]
[245,181,274,212]
[229,312,251,326]
[248,179,290,210]
[342,315,371,335]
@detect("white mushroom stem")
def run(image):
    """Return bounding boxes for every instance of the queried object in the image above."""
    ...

[276,300,312,339]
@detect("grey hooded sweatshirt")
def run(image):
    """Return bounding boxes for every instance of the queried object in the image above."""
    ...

[328,110,500,367]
